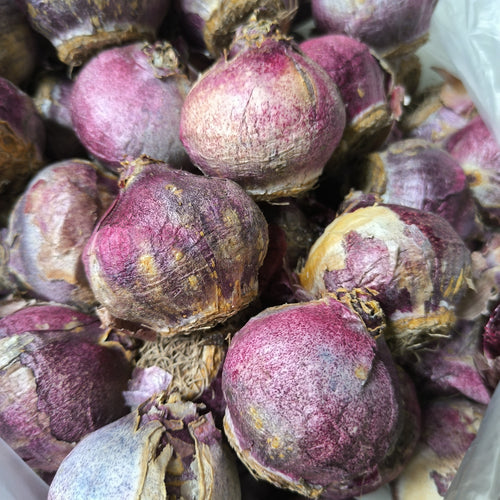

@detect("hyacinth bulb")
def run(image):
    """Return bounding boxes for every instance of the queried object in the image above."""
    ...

[299,34,395,159]
[48,393,241,500]
[445,115,500,227]
[0,0,38,86]
[222,296,420,499]
[402,75,477,144]
[311,0,438,59]
[299,205,473,354]
[22,0,170,66]
[358,138,482,245]
[83,156,269,337]
[33,73,87,161]
[391,397,485,499]
[1,159,118,310]
[176,0,298,56]
[0,303,136,473]
[0,77,45,214]
[180,20,346,200]
[70,41,192,173]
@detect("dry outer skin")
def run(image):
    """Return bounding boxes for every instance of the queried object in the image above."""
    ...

[222,296,419,498]
[311,0,438,59]
[24,0,169,66]
[0,304,135,473]
[180,33,346,200]
[359,138,481,244]
[2,159,118,309]
[391,397,485,499]
[203,0,296,56]
[83,158,269,336]
[70,41,192,172]
[299,33,393,159]
[48,394,242,500]
[299,205,473,353]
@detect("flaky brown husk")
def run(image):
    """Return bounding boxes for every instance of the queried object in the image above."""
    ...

[24,0,170,67]
[202,0,298,56]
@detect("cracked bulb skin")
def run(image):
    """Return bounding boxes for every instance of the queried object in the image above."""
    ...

[179,23,346,201]
[83,157,269,337]
[222,296,420,499]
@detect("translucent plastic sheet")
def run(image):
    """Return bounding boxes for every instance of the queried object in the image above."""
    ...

[445,384,500,499]
[417,0,500,144]
[0,437,49,500]
[419,2,500,496]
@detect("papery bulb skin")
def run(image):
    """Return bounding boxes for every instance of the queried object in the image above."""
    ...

[0,77,45,216]
[83,156,269,337]
[391,397,485,499]
[0,303,136,473]
[33,73,87,161]
[222,296,420,499]
[299,34,394,157]
[359,138,482,246]
[396,237,500,405]
[71,41,192,173]
[180,23,346,201]
[176,0,298,56]
[0,0,38,85]
[445,115,500,227]
[402,77,477,144]
[481,303,500,390]
[299,205,473,354]
[48,393,241,500]
[397,318,492,406]
[311,0,438,59]
[22,0,170,67]
[1,159,118,310]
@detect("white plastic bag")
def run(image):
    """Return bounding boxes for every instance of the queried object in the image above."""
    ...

[417,0,500,144]
[445,384,500,499]
[0,437,48,500]
[418,3,500,498]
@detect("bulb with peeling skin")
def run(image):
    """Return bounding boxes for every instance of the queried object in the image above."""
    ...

[358,138,483,245]
[83,156,269,337]
[48,393,242,500]
[0,303,136,474]
[299,204,473,354]
[299,34,395,161]
[70,41,193,173]
[176,0,298,56]
[1,159,118,310]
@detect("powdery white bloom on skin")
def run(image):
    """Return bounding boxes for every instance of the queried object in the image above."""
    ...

[222,296,420,499]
